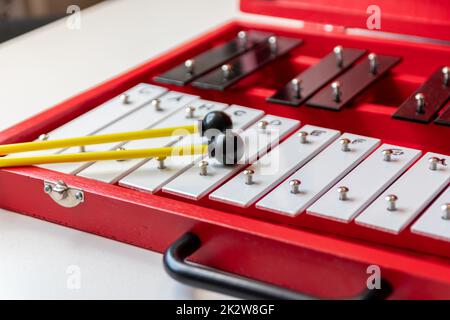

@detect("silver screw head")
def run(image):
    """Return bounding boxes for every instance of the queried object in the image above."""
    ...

[289,179,301,194]
[268,36,277,52]
[120,93,131,104]
[333,45,343,66]
[340,138,351,152]
[337,186,349,201]
[368,53,378,74]
[151,98,162,111]
[291,78,301,98]
[184,59,195,73]
[441,203,450,220]
[442,66,449,85]
[237,30,247,42]
[382,149,394,161]
[221,64,232,78]
[258,120,269,131]
[243,169,255,185]
[415,93,425,113]
[429,157,440,170]
[331,81,341,102]
[44,184,53,194]
[185,105,196,118]
[75,192,84,202]
[38,133,50,141]
[298,131,308,144]
[385,194,398,211]
[199,160,209,176]
[157,156,166,170]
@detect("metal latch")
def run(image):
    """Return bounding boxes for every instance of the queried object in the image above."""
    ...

[43,180,84,208]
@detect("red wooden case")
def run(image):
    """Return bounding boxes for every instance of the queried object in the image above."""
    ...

[1,0,450,299]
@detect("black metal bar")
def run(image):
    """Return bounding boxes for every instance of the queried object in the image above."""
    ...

[163,232,392,300]
[267,48,366,107]
[192,36,303,91]
[307,54,401,110]
[394,67,450,123]
[154,31,273,86]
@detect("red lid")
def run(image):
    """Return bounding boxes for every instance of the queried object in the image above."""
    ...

[240,0,450,42]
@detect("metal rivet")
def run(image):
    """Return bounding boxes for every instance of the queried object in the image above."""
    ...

[289,179,301,194]
[157,156,166,170]
[333,45,343,67]
[199,160,208,176]
[75,192,84,202]
[221,64,232,78]
[368,53,378,74]
[442,66,449,86]
[185,59,195,74]
[385,194,398,211]
[151,98,162,111]
[243,169,255,185]
[38,133,50,141]
[44,184,53,194]
[298,131,308,144]
[382,149,394,162]
[258,120,269,131]
[185,106,196,119]
[331,81,341,102]
[415,93,425,114]
[340,138,351,152]
[120,93,131,104]
[429,157,441,171]
[268,36,277,53]
[237,31,247,44]
[291,78,302,98]
[441,203,450,220]
[337,186,349,201]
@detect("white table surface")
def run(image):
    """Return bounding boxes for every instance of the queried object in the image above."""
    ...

[0,0,247,300]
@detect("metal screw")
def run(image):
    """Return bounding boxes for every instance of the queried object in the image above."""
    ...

[199,160,208,176]
[243,169,255,185]
[157,156,166,170]
[442,66,449,86]
[441,203,450,220]
[331,81,341,102]
[382,149,394,162]
[120,93,131,104]
[291,78,301,98]
[185,106,196,119]
[258,120,269,131]
[75,192,84,202]
[415,93,425,114]
[289,179,301,194]
[368,53,378,74]
[185,59,195,74]
[337,186,349,201]
[333,45,343,67]
[340,138,351,152]
[237,30,247,45]
[268,36,277,53]
[298,131,308,144]
[429,157,441,171]
[151,98,162,111]
[385,194,398,211]
[44,184,53,194]
[38,133,50,141]
[221,64,232,78]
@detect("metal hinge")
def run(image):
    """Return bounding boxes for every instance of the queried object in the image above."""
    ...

[43,180,84,208]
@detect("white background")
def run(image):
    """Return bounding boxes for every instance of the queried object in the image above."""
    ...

[0,0,244,299]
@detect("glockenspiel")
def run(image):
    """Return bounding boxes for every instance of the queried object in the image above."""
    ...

[0,0,450,300]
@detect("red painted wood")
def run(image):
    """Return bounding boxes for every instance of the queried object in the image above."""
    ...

[0,20,449,298]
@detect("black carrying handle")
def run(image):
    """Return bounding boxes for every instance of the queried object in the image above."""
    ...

[163,232,392,300]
